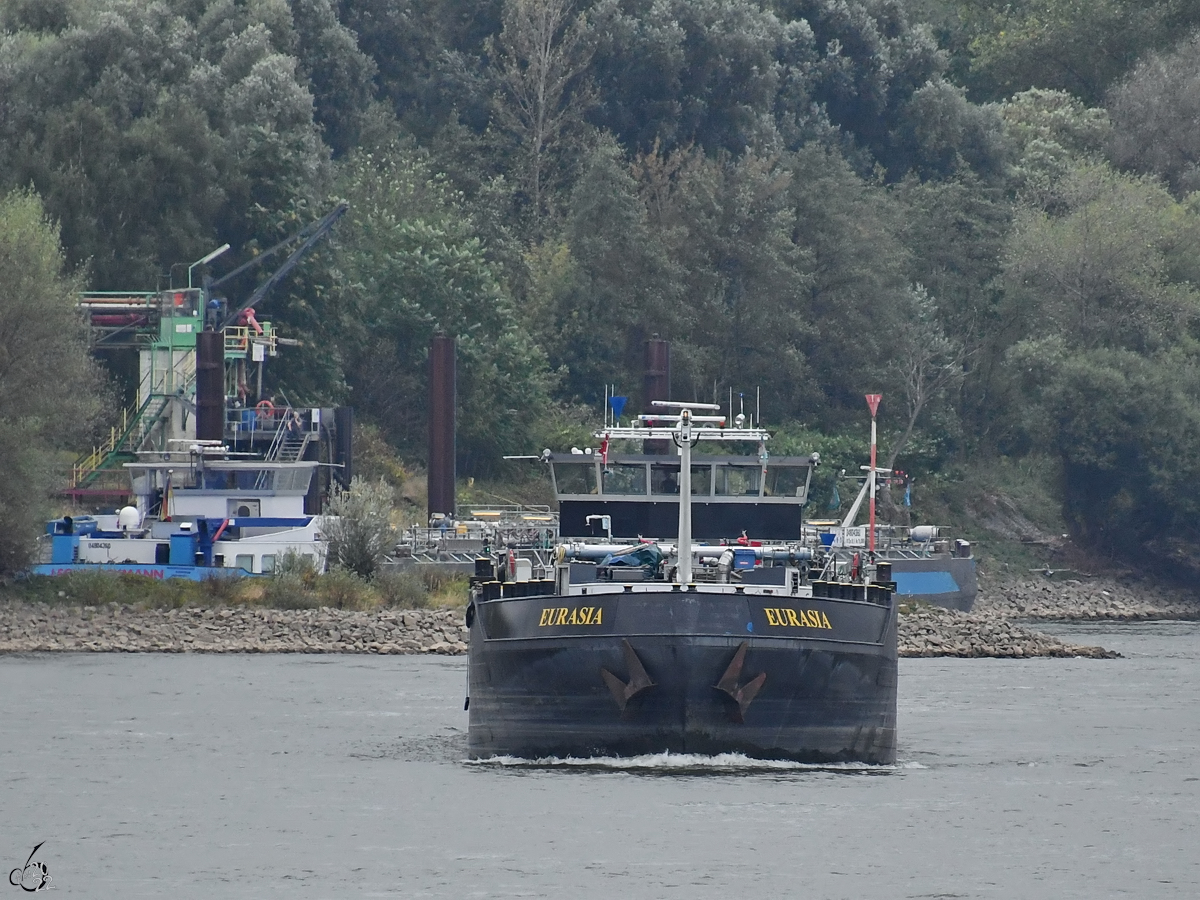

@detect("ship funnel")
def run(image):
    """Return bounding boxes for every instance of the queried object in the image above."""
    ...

[428,334,456,519]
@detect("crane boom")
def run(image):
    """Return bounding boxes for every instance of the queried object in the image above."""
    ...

[209,201,349,327]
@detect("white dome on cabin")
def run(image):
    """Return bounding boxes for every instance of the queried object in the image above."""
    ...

[117,506,141,531]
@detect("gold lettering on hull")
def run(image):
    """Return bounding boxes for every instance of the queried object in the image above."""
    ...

[538,606,604,626]
[763,607,833,629]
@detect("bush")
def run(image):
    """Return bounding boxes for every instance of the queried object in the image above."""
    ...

[323,477,396,579]
[375,569,430,608]
[261,573,321,610]
[277,549,319,583]
[316,568,377,610]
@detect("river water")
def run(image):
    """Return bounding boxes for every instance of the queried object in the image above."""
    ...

[2,622,1198,899]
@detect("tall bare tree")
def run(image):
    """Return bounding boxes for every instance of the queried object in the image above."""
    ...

[880,285,967,519]
[490,0,594,221]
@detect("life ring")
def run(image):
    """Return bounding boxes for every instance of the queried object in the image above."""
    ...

[256,399,276,420]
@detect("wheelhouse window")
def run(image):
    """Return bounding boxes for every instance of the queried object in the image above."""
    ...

[714,464,761,496]
[553,462,597,495]
[765,465,808,498]
[690,464,713,497]
[650,464,680,495]
[602,463,647,496]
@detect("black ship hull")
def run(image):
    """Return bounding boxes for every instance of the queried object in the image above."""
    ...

[467,588,897,764]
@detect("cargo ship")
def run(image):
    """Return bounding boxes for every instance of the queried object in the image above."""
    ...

[465,401,898,763]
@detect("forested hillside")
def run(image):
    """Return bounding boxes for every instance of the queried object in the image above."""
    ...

[3,0,1200,570]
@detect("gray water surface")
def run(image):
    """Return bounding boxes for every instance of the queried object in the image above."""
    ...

[3,623,1198,898]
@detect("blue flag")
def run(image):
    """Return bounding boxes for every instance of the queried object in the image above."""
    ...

[828,484,841,510]
[609,396,628,420]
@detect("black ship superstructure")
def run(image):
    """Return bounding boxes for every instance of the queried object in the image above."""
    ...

[466,402,898,764]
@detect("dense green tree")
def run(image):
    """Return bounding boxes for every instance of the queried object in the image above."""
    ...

[0,0,329,288]
[1035,348,1200,554]
[0,190,110,575]
[999,89,1112,206]
[959,0,1200,105]
[333,144,556,473]
[784,145,908,420]
[1001,164,1196,355]
[642,146,814,412]
[337,0,500,139]
[587,0,824,156]
[888,78,1007,180]
[290,0,377,157]
[1109,32,1200,198]
[524,139,679,401]
[892,171,1011,449]
[775,0,946,168]
[883,284,965,471]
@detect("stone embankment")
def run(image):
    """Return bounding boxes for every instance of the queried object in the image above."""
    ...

[0,604,470,655]
[897,602,1117,659]
[2,574,1191,657]
[977,576,1200,622]
[898,574,1200,659]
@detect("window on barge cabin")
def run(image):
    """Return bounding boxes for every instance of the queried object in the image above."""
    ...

[765,465,807,498]
[652,464,713,496]
[651,464,680,494]
[553,462,597,495]
[602,463,647,496]
[715,465,761,496]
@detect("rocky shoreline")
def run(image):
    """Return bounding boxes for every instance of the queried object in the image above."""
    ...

[0,604,471,655]
[898,602,1117,659]
[1,575,1194,658]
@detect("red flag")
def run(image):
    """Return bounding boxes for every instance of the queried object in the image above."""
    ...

[865,393,882,417]
[600,434,610,466]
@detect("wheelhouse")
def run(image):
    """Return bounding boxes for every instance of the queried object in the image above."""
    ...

[550,452,814,541]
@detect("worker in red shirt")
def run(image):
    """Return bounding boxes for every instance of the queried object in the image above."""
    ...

[236,306,263,335]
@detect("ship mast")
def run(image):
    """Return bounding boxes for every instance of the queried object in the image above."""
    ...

[676,407,695,583]
[646,400,723,584]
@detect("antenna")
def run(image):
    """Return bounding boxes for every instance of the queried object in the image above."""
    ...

[650,400,722,411]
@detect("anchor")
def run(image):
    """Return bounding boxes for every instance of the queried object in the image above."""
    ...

[600,639,656,714]
[713,641,766,723]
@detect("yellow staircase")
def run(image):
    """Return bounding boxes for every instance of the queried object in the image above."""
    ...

[69,394,171,490]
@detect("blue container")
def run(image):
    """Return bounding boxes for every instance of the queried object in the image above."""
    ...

[50,534,80,564]
[169,532,200,566]
[732,548,757,570]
